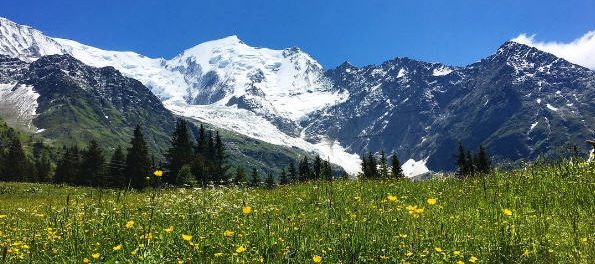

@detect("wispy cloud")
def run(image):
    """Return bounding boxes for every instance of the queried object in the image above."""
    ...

[512,31,595,70]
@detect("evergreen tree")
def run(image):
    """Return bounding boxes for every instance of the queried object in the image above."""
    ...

[312,155,322,180]
[191,155,208,187]
[456,143,467,177]
[34,152,52,182]
[249,168,260,187]
[233,166,247,185]
[81,140,105,186]
[213,131,228,183]
[279,168,289,185]
[466,150,475,176]
[287,161,297,182]
[360,154,369,179]
[322,159,333,181]
[475,145,491,174]
[265,172,275,189]
[390,153,404,179]
[195,124,207,155]
[125,125,152,189]
[107,146,126,187]
[176,164,197,186]
[379,150,389,178]
[166,119,194,185]
[4,136,27,182]
[367,152,378,179]
[298,156,311,181]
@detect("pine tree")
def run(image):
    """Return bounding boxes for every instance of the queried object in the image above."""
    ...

[107,146,126,187]
[54,147,72,184]
[322,159,332,181]
[379,150,389,178]
[265,172,275,189]
[249,168,260,187]
[476,145,491,174]
[390,153,404,179]
[166,119,194,185]
[312,155,322,180]
[279,168,289,185]
[456,143,467,177]
[125,125,152,189]
[298,156,310,181]
[191,155,208,187]
[367,152,378,179]
[195,124,207,155]
[34,152,52,182]
[81,139,105,186]
[213,131,228,183]
[360,154,369,179]
[466,150,475,176]
[4,136,27,182]
[233,167,247,185]
[287,161,297,182]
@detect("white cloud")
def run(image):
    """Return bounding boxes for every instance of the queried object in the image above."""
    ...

[511,31,595,70]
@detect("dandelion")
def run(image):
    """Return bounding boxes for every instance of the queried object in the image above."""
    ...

[502,208,513,216]
[453,250,461,256]
[312,255,322,263]
[235,245,246,253]
[182,234,192,241]
[427,198,437,205]
[387,195,398,202]
[164,226,174,233]
[223,230,235,237]
[153,170,163,177]
[125,220,134,229]
[113,244,122,251]
[434,247,443,253]
[469,256,478,263]
[92,253,100,259]
[242,206,252,215]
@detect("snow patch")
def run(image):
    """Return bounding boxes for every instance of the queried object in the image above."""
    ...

[546,104,558,111]
[432,66,453,76]
[401,158,430,178]
[0,83,40,131]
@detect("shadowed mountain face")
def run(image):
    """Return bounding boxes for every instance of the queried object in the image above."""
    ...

[305,42,595,170]
[0,54,175,154]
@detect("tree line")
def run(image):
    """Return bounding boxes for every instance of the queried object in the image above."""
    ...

[359,150,405,179]
[456,143,491,177]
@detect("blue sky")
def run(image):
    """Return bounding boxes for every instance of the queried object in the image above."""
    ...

[2,0,594,68]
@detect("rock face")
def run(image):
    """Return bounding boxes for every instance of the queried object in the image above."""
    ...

[0,54,175,154]
[307,42,595,170]
[1,16,594,174]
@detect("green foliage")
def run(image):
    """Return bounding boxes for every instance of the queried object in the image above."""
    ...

[390,153,404,179]
[165,119,194,184]
[125,125,152,189]
[0,161,593,263]
[175,164,197,187]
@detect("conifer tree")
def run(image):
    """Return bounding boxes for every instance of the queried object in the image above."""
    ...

[125,125,152,189]
[176,164,197,186]
[249,168,260,187]
[465,150,475,176]
[367,152,378,179]
[265,172,275,189]
[456,143,467,177]
[298,156,310,181]
[322,159,332,181]
[81,140,105,186]
[107,146,126,187]
[379,150,389,178]
[213,131,228,183]
[360,154,369,179]
[313,155,322,180]
[279,168,289,185]
[4,136,27,182]
[166,119,194,185]
[34,152,52,182]
[287,161,297,182]
[233,166,247,185]
[475,145,491,174]
[390,153,404,179]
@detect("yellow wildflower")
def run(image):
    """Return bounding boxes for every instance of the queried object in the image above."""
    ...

[469,256,478,263]
[91,253,100,259]
[427,198,437,205]
[125,220,134,229]
[502,208,513,216]
[453,250,461,256]
[182,234,192,241]
[113,244,122,251]
[223,230,235,237]
[405,251,413,257]
[387,195,398,202]
[236,245,247,253]
[312,255,322,263]
[153,170,163,177]
[522,248,530,257]
[242,206,252,215]
[0,215,6,219]
[164,226,174,233]
[214,252,223,257]
[457,261,465,264]
[434,247,443,253]
[83,258,90,263]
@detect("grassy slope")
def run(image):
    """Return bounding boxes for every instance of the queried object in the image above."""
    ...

[0,162,593,263]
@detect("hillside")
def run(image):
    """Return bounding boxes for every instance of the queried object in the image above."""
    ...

[0,161,593,263]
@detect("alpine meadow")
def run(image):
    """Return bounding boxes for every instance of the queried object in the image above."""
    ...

[1,1,595,263]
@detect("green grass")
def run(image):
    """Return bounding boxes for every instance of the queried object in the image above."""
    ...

[0,161,593,263]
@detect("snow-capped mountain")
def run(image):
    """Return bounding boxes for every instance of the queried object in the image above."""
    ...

[1,16,594,175]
